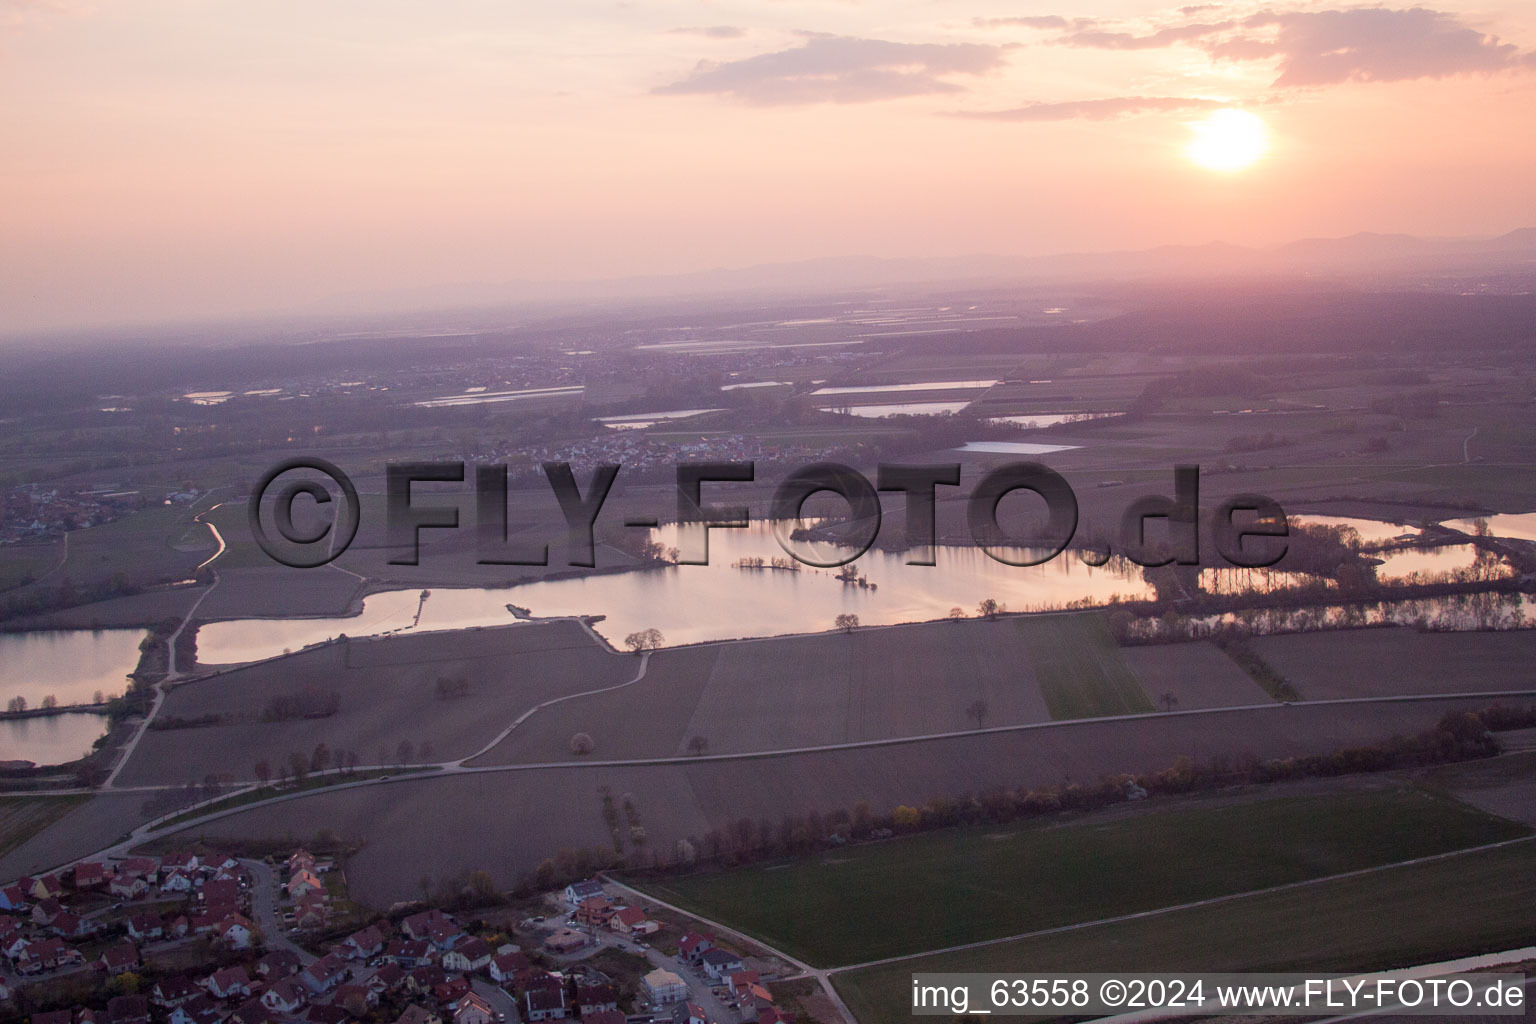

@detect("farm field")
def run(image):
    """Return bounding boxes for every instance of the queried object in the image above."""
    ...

[1122,641,1275,709]
[633,786,1527,967]
[1014,614,1154,719]
[174,693,1522,906]
[1252,628,1536,700]
[112,620,634,787]
[0,794,90,857]
[0,793,150,880]
[473,617,1055,764]
[834,838,1536,1023]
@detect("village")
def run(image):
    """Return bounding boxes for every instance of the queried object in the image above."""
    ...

[1,852,798,1024]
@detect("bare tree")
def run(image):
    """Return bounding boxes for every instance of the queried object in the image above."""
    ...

[978,598,1002,620]
[1161,691,1180,713]
[966,699,989,730]
[253,760,272,786]
[834,613,859,634]
[947,607,965,623]
[41,694,58,710]
[686,735,709,756]
[570,733,595,755]
[623,628,665,654]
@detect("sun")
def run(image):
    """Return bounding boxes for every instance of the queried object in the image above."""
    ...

[1186,109,1269,172]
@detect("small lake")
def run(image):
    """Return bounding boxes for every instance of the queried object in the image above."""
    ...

[194,522,1155,661]
[811,380,998,396]
[985,412,1121,428]
[832,401,972,417]
[0,629,145,708]
[1,712,108,767]
[597,409,723,430]
[1445,513,1536,543]
[1292,515,1421,546]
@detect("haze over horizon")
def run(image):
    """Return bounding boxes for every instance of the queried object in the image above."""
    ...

[4,0,1535,332]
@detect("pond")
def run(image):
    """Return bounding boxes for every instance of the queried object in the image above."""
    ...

[0,712,108,767]
[0,629,146,709]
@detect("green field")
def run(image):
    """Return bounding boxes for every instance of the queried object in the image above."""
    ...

[633,787,1528,967]
[833,838,1536,1023]
[0,795,91,857]
[1015,614,1154,718]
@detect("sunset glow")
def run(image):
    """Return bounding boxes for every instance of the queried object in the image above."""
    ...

[1186,110,1271,173]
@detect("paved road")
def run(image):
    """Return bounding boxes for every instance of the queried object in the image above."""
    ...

[471,977,520,1022]
[242,857,315,965]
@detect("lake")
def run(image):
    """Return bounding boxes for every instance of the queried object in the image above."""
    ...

[193,522,1154,661]
[0,629,145,708]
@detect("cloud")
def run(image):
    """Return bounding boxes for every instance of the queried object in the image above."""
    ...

[1049,6,1533,87]
[972,15,1095,31]
[959,95,1224,121]
[653,34,1012,105]
[669,26,747,40]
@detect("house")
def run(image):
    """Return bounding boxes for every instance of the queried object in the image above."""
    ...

[162,852,200,873]
[161,868,199,894]
[542,927,588,954]
[583,1013,625,1024]
[23,937,82,971]
[331,982,377,1016]
[227,998,279,1024]
[575,982,618,1016]
[259,979,309,1015]
[127,913,165,941]
[757,1008,796,1024]
[54,911,99,940]
[736,981,776,1019]
[384,938,433,966]
[574,896,614,927]
[393,1005,440,1024]
[200,879,242,909]
[32,897,65,926]
[608,906,659,936]
[214,914,255,950]
[304,1006,350,1024]
[405,965,447,996]
[642,968,688,1005]
[452,992,494,1024]
[30,1011,71,1024]
[400,908,457,943]
[151,975,204,1009]
[563,879,604,905]
[29,873,66,901]
[288,848,317,875]
[300,953,348,994]
[367,961,406,997]
[728,970,762,995]
[441,936,493,973]
[293,893,329,929]
[108,994,152,1024]
[337,923,386,960]
[256,949,302,979]
[0,882,28,910]
[487,951,531,983]
[116,857,159,882]
[677,932,714,963]
[524,986,568,1022]
[73,861,109,890]
[701,947,745,980]
[205,966,253,1000]
[168,995,227,1024]
[671,1004,709,1024]
[110,874,150,900]
[287,869,326,900]
[432,976,472,1006]
[97,941,142,975]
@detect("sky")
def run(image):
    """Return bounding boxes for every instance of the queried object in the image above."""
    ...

[2,0,1534,332]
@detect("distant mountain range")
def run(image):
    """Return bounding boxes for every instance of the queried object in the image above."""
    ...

[324,227,1536,314]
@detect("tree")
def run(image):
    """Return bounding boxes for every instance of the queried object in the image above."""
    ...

[947,607,965,623]
[7,696,26,713]
[93,690,105,704]
[418,740,434,762]
[396,739,415,765]
[253,760,271,786]
[289,752,309,783]
[310,743,331,773]
[569,733,595,755]
[41,694,58,710]
[966,699,989,730]
[834,613,859,634]
[1161,691,1180,713]
[687,735,709,756]
[978,598,1002,620]
[623,628,665,654]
